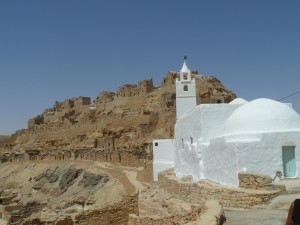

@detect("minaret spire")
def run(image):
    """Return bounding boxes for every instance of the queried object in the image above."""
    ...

[176,57,196,119]
[180,56,191,76]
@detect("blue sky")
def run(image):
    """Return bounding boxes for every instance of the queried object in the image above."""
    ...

[1,1,300,135]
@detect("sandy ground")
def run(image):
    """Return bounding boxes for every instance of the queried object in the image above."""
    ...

[0,220,7,225]
[123,170,145,192]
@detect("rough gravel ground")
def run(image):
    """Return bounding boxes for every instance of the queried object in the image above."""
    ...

[224,208,288,225]
[224,179,300,225]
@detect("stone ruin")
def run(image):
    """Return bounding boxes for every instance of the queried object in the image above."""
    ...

[2,71,236,168]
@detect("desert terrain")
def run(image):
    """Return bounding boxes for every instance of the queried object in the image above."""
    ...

[1,71,297,225]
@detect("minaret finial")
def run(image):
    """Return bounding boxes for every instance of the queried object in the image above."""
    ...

[184,55,187,61]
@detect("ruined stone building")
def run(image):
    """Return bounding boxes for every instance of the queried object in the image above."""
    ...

[3,61,236,166]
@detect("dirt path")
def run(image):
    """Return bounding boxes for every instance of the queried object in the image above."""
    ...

[123,170,145,191]
[224,193,298,225]
[93,162,145,194]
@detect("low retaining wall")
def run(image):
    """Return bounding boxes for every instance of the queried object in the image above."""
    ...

[238,172,286,191]
[128,205,203,225]
[158,170,281,209]
[75,194,139,225]
[128,199,225,225]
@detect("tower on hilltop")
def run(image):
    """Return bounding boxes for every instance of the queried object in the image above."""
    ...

[176,57,196,119]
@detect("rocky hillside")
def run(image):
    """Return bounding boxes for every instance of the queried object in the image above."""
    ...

[0,161,139,224]
[4,71,236,163]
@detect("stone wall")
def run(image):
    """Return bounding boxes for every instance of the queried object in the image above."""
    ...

[138,79,154,93]
[3,148,152,170]
[96,91,115,104]
[128,206,203,225]
[75,194,139,225]
[128,199,225,225]
[238,172,286,191]
[158,169,281,209]
[15,215,74,225]
[74,96,91,107]
[114,79,154,98]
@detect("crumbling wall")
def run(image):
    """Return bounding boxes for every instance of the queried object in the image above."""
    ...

[74,96,91,107]
[75,193,139,225]
[96,91,115,104]
[128,206,203,225]
[158,169,281,209]
[116,84,138,97]
[238,172,286,191]
[128,199,225,225]
[137,79,154,93]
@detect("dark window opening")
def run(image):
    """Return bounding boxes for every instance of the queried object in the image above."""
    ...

[171,93,176,100]
[183,73,188,80]
[184,85,188,91]
[155,142,158,146]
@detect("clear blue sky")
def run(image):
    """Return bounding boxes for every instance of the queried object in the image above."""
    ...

[1,1,300,135]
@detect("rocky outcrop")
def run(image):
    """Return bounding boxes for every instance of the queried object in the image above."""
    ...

[4,71,236,164]
[0,161,125,224]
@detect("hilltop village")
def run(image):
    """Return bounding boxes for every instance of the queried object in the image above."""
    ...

[1,62,297,225]
[2,69,235,165]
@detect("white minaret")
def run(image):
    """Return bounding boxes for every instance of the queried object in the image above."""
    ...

[176,57,196,119]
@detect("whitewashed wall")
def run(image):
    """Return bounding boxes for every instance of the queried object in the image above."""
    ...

[234,131,300,180]
[202,137,240,186]
[174,104,240,181]
[199,104,240,141]
[202,131,300,186]
[166,98,300,187]
[174,107,202,180]
[153,139,175,181]
[175,78,196,119]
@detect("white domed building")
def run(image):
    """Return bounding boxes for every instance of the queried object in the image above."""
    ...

[153,60,300,186]
[174,98,300,186]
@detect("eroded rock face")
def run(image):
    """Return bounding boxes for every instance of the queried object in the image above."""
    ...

[78,172,109,188]
[59,168,83,193]
[5,72,236,163]
[0,161,120,224]
[35,167,60,183]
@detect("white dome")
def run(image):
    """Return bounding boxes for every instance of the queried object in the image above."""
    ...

[229,98,248,104]
[223,98,300,135]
